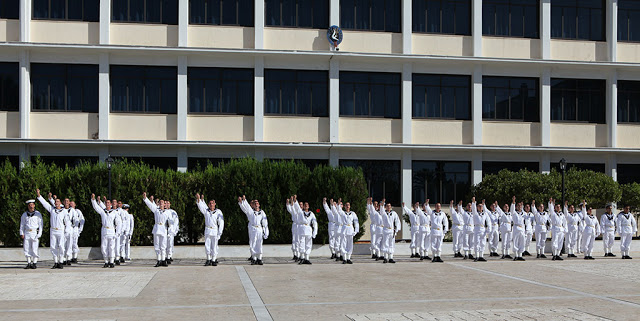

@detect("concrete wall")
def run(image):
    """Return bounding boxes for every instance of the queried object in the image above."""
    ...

[110,114,177,140]
[187,26,254,49]
[30,112,98,139]
[617,43,640,63]
[263,116,329,142]
[0,19,19,42]
[339,31,402,54]
[264,28,327,51]
[483,121,541,146]
[30,21,99,44]
[550,123,608,148]
[412,120,473,145]
[551,40,608,61]
[186,115,253,141]
[339,118,402,144]
[111,24,178,47]
[0,112,19,138]
[412,34,472,56]
[617,124,640,148]
[483,37,540,59]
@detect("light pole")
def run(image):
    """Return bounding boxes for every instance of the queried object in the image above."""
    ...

[106,156,114,199]
[559,158,567,206]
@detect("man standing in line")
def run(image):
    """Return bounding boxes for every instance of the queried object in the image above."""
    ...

[471,198,491,262]
[487,202,501,257]
[424,200,449,262]
[532,200,550,258]
[617,205,637,259]
[549,198,568,261]
[36,190,70,269]
[366,199,383,260]
[497,203,513,259]
[122,204,134,261]
[143,193,170,267]
[564,201,583,258]
[404,202,420,258]
[449,200,464,258]
[238,195,269,265]
[379,199,400,263]
[293,196,318,264]
[48,194,74,265]
[415,201,431,261]
[459,201,475,260]
[91,194,121,268]
[165,201,179,264]
[69,201,85,263]
[20,199,43,269]
[510,197,528,261]
[331,198,346,262]
[523,203,534,257]
[117,201,131,264]
[196,194,224,266]
[581,201,600,260]
[601,204,617,257]
[322,198,338,259]
[286,198,301,262]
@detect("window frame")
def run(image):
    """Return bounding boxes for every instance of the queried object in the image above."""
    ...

[412,73,471,120]
[618,0,640,43]
[32,0,100,22]
[412,0,471,35]
[0,1,20,19]
[265,0,329,29]
[340,159,402,205]
[482,76,540,122]
[550,78,606,124]
[30,63,99,113]
[340,0,402,33]
[0,62,19,112]
[412,160,471,205]
[187,67,254,116]
[551,0,605,41]
[482,0,540,39]
[110,65,178,114]
[617,80,640,123]
[188,0,254,27]
[112,0,178,25]
[264,69,329,117]
[339,71,401,119]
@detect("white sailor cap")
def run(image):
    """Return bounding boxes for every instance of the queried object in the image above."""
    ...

[26,199,36,204]
[123,204,130,209]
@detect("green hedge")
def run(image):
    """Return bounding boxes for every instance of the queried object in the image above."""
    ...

[0,158,368,247]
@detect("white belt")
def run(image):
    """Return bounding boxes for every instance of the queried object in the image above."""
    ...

[52,227,61,230]
[516,224,523,227]
[156,223,163,225]
[434,228,441,230]
[253,225,260,228]
[206,226,217,229]
[346,224,352,226]
[422,224,429,227]
[103,226,111,229]
[27,229,35,232]
[304,224,309,226]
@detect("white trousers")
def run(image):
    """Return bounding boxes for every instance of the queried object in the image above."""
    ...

[114,233,121,258]
[153,234,167,260]
[452,229,463,253]
[463,231,475,252]
[410,228,419,249]
[582,232,596,255]
[300,235,313,256]
[64,233,73,259]
[382,232,395,254]
[525,232,533,252]
[249,229,264,257]
[551,231,565,253]
[620,233,633,253]
[474,232,487,254]
[204,234,219,259]
[124,235,131,259]
[71,233,80,256]
[119,234,128,258]
[101,234,116,262]
[342,234,354,255]
[512,231,525,255]
[576,229,584,253]
[291,227,298,254]
[602,231,615,253]
[431,234,444,256]
[418,230,431,253]
[167,234,175,257]
[23,235,39,258]
[370,230,381,252]
[535,231,547,250]
[337,232,346,255]
[500,231,512,254]
[565,229,579,254]
[329,225,337,253]
[50,233,65,262]
[488,229,500,252]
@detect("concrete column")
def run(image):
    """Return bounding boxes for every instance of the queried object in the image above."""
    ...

[330,0,339,25]
[607,154,617,182]
[255,148,264,161]
[472,0,482,56]
[540,153,551,174]
[254,57,264,142]
[329,148,339,167]
[402,63,412,144]
[540,0,551,59]
[99,53,110,140]
[401,150,412,239]
[19,0,31,42]
[19,50,30,139]
[607,70,618,148]
[177,56,188,141]
[178,0,188,47]
[402,0,412,54]
[472,151,482,185]
[254,0,264,49]
[329,58,340,143]
[98,146,109,163]
[607,0,618,62]
[540,68,551,146]
[472,65,482,145]
[19,144,29,168]
[100,0,110,45]
[177,147,188,173]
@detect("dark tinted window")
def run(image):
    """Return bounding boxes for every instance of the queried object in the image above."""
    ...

[412,160,470,204]
[412,0,471,35]
[618,80,640,123]
[0,0,19,19]
[483,0,538,38]
[483,76,539,121]
[111,65,177,114]
[265,69,328,116]
[341,0,401,33]
[113,0,178,24]
[618,164,640,184]
[189,0,254,26]
[413,74,470,120]
[33,0,99,21]
[340,71,400,118]
[619,0,640,42]
[482,161,539,177]
[0,62,19,112]
[31,63,98,112]
[266,0,328,28]
[551,78,605,123]
[341,159,401,204]
[551,0,604,41]
[188,67,253,115]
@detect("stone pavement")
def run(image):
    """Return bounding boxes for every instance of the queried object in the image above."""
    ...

[0,253,639,321]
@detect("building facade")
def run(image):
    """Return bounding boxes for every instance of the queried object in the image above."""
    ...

[2,1,640,234]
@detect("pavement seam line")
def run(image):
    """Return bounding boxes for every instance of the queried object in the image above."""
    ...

[235,266,274,321]
[449,262,640,309]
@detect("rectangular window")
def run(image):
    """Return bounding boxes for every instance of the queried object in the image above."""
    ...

[482,161,539,177]
[264,69,328,116]
[412,0,471,35]
[483,76,539,121]
[482,0,538,38]
[110,65,177,114]
[619,0,640,42]
[551,78,605,123]
[188,67,253,115]
[341,0,401,33]
[618,164,640,184]
[113,0,178,24]
[618,80,640,123]
[0,1,19,19]
[340,71,400,118]
[551,0,604,41]
[412,160,470,204]
[341,159,401,205]
[412,74,470,120]
[189,0,254,26]
[265,0,328,29]
[31,63,98,112]
[33,0,99,21]
[0,62,19,112]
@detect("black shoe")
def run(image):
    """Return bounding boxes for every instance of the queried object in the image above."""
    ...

[72,258,78,263]
[513,257,518,261]
[251,260,257,265]
[552,255,557,261]
[346,260,352,264]
[104,263,110,268]
[205,260,211,266]
[431,257,436,262]
[424,256,431,260]
[383,259,388,263]
[24,263,31,269]
[154,261,161,267]
[298,259,304,265]
[478,257,487,262]
[375,256,381,261]
[212,261,218,266]
[162,260,168,267]
[342,260,347,264]
[57,263,63,269]
[32,263,37,269]
[169,258,174,262]
[165,259,171,265]
[335,257,341,262]
[556,255,563,261]
[371,254,376,259]
[500,255,505,259]
[109,263,114,268]
[257,260,264,265]
[115,260,120,265]
[247,256,253,261]
[419,256,424,261]
[504,255,513,259]
[468,254,475,260]
[65,260,71,266]
[518,257,526,261]
[214,259,219,263]
[589,256,595,260]
[436,256,444,262]
[463,255,468,260]
[305,260,312,265]
[293,255,298,261]
[536,254,540,258]
[584,256,590,260]
[51,263,57,269]
[610,253,616,257]
[540,254,547,258]
[523,251,531,256]
[474,257,478,262]
[389,259,396,263]
[120,257,125,263]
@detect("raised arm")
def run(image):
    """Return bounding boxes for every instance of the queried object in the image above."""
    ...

[471,197,479,218]
[510,196,517,215]
[91,195,106,217]
[531,200,540,218]
[423,200,433,216]
[143,194,157,212]
[36,189,52,213]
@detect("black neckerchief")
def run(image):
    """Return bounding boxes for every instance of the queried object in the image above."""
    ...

[27,211,35,217]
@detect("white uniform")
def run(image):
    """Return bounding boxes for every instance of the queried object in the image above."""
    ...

[450,205,464,255]
[37,196,70,264]
[497,206,513,257]
[406,206,419,256]
[472,203,491,258]
[532,205,550,255]
[166,209,179,259]
[564,207,583,256]
[48,198,75,263]
[576,212,585,254]
[459,204,475,257]
[379,203,400,261]
[20,210,43,263]
[70,208,85,260]
[119,209,131,260]
[124,210,134,260]
[524,211,534,254]
[510,204,528,258]
[616,212,637,257]
[331,203,346,259]
[549,202,568,257]
[323,201,338,256]
[336,204,359,260]
[366,202,383,258]
[428,208,449,259]
[487,210,500,255]
[197,200,224,262]
[286,202,301,259]
[581,209,601,257]
[415,205,431,258]
[294,206,318,261]
[238,199,269,262]
[143,197,170,262]
[92,199,121,264]
[601,212,616,256]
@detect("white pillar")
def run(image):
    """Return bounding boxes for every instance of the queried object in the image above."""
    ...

[19,143,29,168]
[19,0,31,42]
[19,50,30,139]
[254,57,264,142]
[254,0,264,49]
[472,151,482,185]
[100,0,110,45]
[607,0,618,62]
[472,0,482,56]
[540,0,551,59]
[472,65,482,145]
[177,147,188,173]
[607,154,617,182]
[402,0,412,54]
[99,53,109,140]
[178,0,188,47]
[401,150,412,239]
[329,148,339,167]
[330,0,339,25]
[177,56,188,141]
[607,70,618,148]
[329,58,340,143]
[402,63,412,144]
[540,153,551,174]
[540,68,551,146]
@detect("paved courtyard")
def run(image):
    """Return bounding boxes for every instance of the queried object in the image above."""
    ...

[0,254,639,321]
